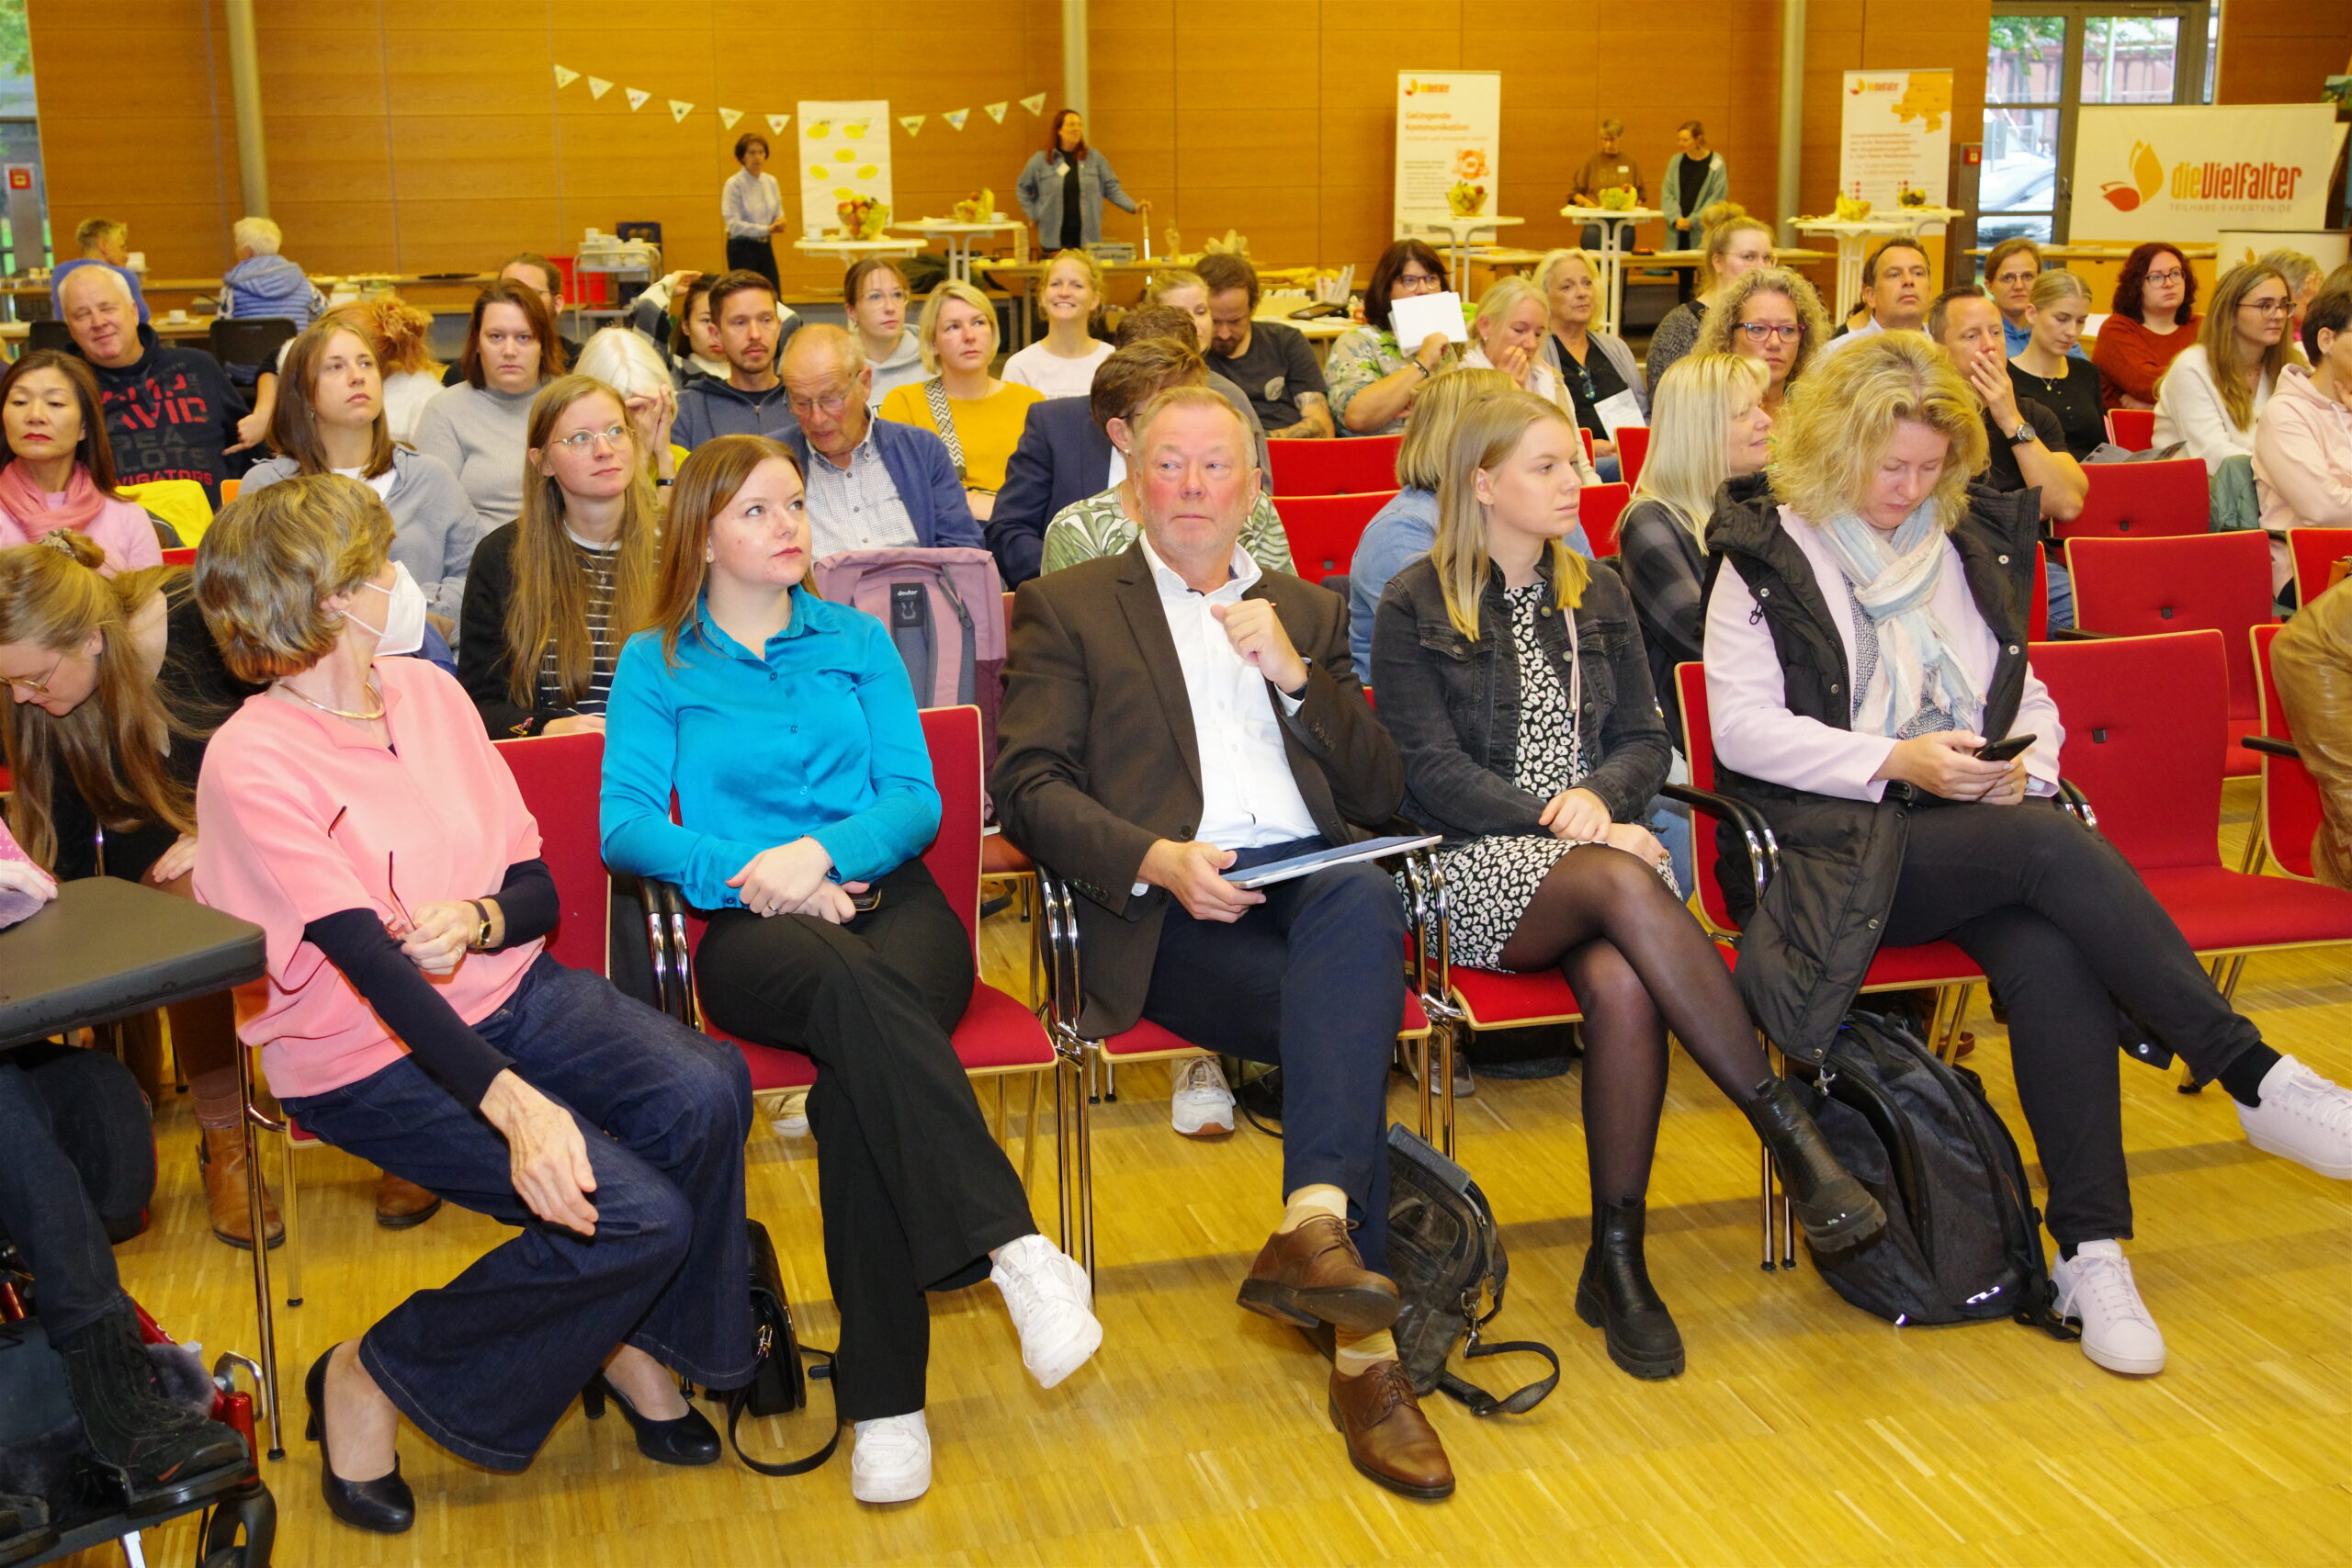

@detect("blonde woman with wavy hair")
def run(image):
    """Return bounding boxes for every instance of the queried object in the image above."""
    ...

[877,279,1042,520]
[1706,331,2352,1381]
[2155,261,2302,470]
[1372,389,1880,1380]
[1691,266,1831,412]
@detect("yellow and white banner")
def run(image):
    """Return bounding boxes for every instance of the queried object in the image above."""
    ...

[1839,70,1952,209]
[2071,103,2336,243]
[797,102,890,237]
[1392,71,1500,229]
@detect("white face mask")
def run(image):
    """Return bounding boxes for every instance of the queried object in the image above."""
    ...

[346,561,427,657]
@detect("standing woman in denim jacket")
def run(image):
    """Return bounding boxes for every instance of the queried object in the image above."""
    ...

[1016,110,1149,253]
[1368,389,1880,1382]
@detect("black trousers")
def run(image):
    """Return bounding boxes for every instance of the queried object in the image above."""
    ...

[1879,800,2263,1246]
[0,1046,130,1341]
[695,859,1035,1422]
[725,235,780,292]
[1139,840,1407,1273]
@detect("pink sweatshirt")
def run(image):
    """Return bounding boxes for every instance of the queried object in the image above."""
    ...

[2254,367,2352,594]
[0,491,163,572]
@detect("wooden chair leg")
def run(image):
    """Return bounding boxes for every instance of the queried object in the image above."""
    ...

[2238,795,2267,874]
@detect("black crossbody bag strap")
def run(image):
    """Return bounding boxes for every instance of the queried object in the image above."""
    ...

[723,1347,842,1476]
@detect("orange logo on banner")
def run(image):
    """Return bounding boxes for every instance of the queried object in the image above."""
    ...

[2100,141,2165,211]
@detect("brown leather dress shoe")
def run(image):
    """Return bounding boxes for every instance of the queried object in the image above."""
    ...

[1329,1359,1453,1499]
[373,1171,443,1229]
[199,1125,282,1251]
[1238,1214,1400,1333]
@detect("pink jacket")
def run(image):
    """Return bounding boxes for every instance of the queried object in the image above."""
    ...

[2255,367,2352,592]
[0,491,163,573]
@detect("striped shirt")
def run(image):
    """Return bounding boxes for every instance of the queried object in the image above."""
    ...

[537,534,621,716]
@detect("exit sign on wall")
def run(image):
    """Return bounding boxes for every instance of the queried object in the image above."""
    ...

[5,167,30,191]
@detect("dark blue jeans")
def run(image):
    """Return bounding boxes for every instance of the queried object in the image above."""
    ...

[0,1046,130,1341]
[1139,839,1407,1271]
[285,954,755,1471]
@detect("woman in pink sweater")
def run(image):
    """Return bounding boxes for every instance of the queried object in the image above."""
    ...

[0,351,162,573]
[2255,288,2352,595]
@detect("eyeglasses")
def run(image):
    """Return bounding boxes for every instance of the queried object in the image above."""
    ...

[1737,322,1803,344]
[2239,299,2293,317]
[548,423,630,451]
[2143,269,2185,285]
[786,392,853,417]
[1392,272,1443,296]
[2,652,63,696]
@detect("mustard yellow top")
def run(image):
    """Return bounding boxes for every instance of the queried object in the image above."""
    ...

[876,379,1045,493]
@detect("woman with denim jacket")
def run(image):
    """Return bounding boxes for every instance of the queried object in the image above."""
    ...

[1368,389,1881,1382]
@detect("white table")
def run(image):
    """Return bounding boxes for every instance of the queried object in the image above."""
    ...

[1796,208,1967,321]
[793,236,923,274]
[1408,216,1526,293]
[893,219,1026,284]
[1559,205,1664,338]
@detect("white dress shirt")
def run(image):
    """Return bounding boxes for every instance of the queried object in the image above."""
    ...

[1704,504,2064,801]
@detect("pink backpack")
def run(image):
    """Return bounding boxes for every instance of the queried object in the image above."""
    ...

[813,546,1007,755]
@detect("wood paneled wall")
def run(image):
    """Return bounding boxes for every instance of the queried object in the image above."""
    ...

[2217,4,2352,107]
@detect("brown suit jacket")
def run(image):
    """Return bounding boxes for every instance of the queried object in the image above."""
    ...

[991,542,1404,1034]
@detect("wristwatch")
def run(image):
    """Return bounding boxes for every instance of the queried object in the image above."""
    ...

[2009,419,2039,446]
[467,899,493,952]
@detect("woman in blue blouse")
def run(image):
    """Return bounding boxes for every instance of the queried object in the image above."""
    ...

[599,434,1100,1506]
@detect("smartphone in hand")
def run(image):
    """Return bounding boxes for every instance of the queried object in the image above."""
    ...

[1974,733,2036,763]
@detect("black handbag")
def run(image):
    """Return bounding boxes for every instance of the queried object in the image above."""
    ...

[721,1220,842,1476]
[1384,1123,1559,1416]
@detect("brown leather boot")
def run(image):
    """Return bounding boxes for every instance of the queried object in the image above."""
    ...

[198,1125,282,1251]
[1329,1359,1453,1499]
[1238,1214,1400,1333]
[373,1170,442,1230]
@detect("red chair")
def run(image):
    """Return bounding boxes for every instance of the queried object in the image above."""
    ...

[1264,434,1403,496]
[2029,543,2050,643]
[2247,623,2326,882]
[1276,490,1397,582]
[162,547,197,568]
[1579,427,1594,463]
[2108,409,2157,451]
[2064,531,2274,774]
[2055,457,2208,539]
[1579,481,1631,558]
[2286,527,2352,609]
[2030,631,2352,1002]
[494,731,613,976]
[1615,425,1649,490]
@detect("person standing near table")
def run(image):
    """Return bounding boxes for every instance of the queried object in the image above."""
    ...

[720,133,786,293]
[1016,109,1149,253]
[1660,122,1728,300]
[1568,119,1647,253]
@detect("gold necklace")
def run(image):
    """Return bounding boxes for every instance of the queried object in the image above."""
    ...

[275,675,385,722]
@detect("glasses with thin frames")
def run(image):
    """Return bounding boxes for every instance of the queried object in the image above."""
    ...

[2143,268,2185,285]
[2239,298,2293,317]
[2,651,65,697]
[1737,321,1804,344]
[548,423,631,451]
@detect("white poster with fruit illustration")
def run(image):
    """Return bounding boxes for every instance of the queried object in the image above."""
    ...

[1838,70,1952,214]
[797,101,893,239]
[1393,72,1500,230]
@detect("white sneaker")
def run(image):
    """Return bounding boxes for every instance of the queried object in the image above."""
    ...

[1170,1055,1237,1138]
[988,1233,1102,1389]
[2235,1055,2352,1179]
[766,1087,808,1138]
[2052,1240,2166,1376]
[850,1410,931,1504]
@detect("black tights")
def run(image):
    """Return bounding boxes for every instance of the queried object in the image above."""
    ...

[1497,844,1772,1207]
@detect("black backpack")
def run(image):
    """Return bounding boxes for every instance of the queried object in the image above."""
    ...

[1795,1010,2074,1339]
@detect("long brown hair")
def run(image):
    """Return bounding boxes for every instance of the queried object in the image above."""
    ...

[2182,262,2304,434]
[651,434,807,664]
[0,534,192,869]
[269,319,396,478]
[506,376,662,708]
[1430,391,1591,640]
[0,351,121,492]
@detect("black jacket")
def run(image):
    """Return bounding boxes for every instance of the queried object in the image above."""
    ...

[1371,551,1670,844]
[1702,479,2041,1060]
[458,523,584,738]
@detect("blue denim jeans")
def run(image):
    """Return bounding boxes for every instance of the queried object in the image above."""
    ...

[285,954,755,1471]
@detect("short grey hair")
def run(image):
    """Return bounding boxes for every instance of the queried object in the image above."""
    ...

[232,216,283,254]
[58,263,134,310]
[781,323,866,387]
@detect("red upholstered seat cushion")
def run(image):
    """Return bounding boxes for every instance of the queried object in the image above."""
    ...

[1453,965,1580,1028]
[981,835,1035,875]
[1859,940,1984,988]
[2138,867,2352,953]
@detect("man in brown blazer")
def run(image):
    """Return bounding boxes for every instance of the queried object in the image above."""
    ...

[993,387,1452,1500]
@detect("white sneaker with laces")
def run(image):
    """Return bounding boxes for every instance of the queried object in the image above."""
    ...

[768,1087,809,1138]
[2052,1240,2166,1376]
[850,1410,931,1504]
[2235,1055,2352,1179]
[1170,1055,1237,1138]
[988,1233,1102,1390]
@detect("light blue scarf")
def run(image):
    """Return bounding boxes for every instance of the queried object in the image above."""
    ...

[1817,503,1983,739]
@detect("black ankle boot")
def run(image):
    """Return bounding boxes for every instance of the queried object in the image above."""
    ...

[1574,1198,1684,1380]
[1746,1075,1887,1253]
[54,1311,249,1507]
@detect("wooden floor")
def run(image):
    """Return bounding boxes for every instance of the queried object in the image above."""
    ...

[68,785,2352,1565]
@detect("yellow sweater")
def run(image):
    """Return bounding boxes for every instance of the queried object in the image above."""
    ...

[876,379,1044,493]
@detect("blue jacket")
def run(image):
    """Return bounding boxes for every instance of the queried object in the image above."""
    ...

[674,378,801,449]
[780,418,985,551]
[221,254,322,326]
[1015,150,1139,247]
[989,398,1114,586]
[1347,487,1594,672]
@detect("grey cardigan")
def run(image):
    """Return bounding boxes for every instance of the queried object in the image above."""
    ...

[240,446,488,630]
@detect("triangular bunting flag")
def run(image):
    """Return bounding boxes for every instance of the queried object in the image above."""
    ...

[943,108,968,131]
[984,101,1008,123]
[553,65,580,90]
[766,113,791,137]
[625,87,650,112]
[718,107,742,130]
[587,76,613,100]
[1020,93,1047,116]
[899,114,925,137]
[669,98,695,123]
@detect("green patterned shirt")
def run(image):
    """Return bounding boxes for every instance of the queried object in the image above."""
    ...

[1040,488,1295,577]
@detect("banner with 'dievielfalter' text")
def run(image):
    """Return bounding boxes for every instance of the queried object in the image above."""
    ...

[2070,103,2336,243]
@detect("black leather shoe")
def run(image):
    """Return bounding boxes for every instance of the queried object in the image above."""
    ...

[1747,1075,1888,1253]
[304,1348,415,1535]
[1574,1197,1684,1380]
[582,1372,721,1466]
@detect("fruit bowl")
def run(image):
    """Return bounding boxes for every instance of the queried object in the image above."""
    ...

[1445,181,1487,218]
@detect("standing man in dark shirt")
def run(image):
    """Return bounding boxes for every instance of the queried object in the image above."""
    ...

[1197,254,1333,440]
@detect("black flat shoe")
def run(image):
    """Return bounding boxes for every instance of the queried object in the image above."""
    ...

[582,1372,721,1466]
[304,1348,414,1535]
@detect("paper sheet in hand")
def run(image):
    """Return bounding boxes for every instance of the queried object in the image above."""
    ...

[1386,291,1467,347]
[1227,834,1442,889]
